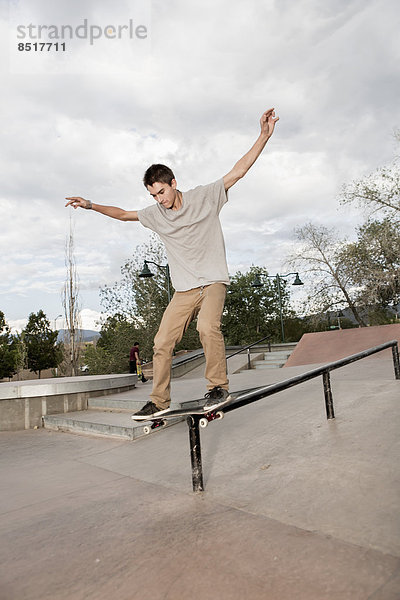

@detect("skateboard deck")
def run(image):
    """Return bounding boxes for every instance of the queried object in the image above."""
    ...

[132,387,262,434]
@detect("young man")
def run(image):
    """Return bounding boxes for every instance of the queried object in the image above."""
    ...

[129,341,140,374]
[66,108,279,417]
[129,342,148,383]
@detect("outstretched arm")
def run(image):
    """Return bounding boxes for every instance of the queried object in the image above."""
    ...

[223,108,279,191]
[65,197,139,221]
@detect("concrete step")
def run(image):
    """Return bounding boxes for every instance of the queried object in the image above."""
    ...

[270,343,297,352]
[251,350,293,370]
[43,410,183,440]
[263,357,290,364]
[263,351,292,361]
[88,397,145,411]
[237,350,292,373]
[250,350,293,371]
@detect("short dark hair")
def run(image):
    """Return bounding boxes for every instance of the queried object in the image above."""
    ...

[134,341,139,346]
[143,164,175,188]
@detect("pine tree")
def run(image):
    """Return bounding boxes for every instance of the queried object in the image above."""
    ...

[23,310,63,379]
[0,312,18,380]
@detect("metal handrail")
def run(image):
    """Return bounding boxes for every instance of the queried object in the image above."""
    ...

[226,335,272,359]
[226,335,272,370]
[224,340,399,416]
[187,339,400,492]
[143,336,272,371]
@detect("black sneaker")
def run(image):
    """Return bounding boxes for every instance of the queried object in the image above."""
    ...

[203,386,230,410]
[131,401,169,420]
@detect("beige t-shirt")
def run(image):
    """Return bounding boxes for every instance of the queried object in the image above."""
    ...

[137,178,230,292]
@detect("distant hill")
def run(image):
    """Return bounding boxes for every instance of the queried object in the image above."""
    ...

[57,329,100,342]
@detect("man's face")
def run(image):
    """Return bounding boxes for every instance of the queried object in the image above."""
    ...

[147,180,178,209]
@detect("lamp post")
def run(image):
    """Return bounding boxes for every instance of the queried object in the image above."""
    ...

[139,260,172,304]
[252,272,303,343]
[54,314,63,333]
[54,314,63,377]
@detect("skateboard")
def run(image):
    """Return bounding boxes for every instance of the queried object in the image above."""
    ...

[132,387,260,435]
[136,363,148,383]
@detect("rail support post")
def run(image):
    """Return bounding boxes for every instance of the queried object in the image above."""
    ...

[392,343,400,380]
[187,416,204,492]
[322,370,335,419]
[247,348,251,370]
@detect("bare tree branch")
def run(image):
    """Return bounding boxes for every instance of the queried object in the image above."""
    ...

[62,215,82,376]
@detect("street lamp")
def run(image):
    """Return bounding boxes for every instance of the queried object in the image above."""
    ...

[252,272,303,343]
[139,260,172,303]
[54,314,63,333]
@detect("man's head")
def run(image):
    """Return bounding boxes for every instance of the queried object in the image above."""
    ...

[143,164,175,188]
[143,164,180,210]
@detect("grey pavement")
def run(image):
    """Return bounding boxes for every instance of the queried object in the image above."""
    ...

[0,357,399,599]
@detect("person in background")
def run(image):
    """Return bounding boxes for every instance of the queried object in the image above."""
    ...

[129,342,140,374]
[129,342,148,382]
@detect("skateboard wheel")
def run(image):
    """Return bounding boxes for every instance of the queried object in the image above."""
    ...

[216,411,224,420]
[199,417,208,428]
[143,425,151,435]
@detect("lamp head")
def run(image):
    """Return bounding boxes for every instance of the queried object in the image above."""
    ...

[292,273,303,286]
[139,261,154,278]
[251,274,263,288]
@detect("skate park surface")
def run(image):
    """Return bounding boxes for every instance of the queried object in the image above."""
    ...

[0,352,399,598]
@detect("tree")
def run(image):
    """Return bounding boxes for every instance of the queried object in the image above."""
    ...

[222,267,291,345]
[340,130,400,218]
[84,314,139,374]
[13,332,28,380]
[62,216,82,376]
[339,218,400,314]
[287,223,367,327]
[23,310,63,378]
[341,163,400,217]
[0,312,18,380]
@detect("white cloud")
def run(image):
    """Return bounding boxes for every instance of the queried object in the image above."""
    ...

[79,308,103,331]
[1,0,399,324]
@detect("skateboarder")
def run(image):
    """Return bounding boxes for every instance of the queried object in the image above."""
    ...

[66,108,279,417]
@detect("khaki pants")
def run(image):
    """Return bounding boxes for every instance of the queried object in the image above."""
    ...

[151,283,229,409]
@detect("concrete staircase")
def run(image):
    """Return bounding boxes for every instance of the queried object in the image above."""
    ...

[42,344,298,439]
[43,386,183,440]
[252,344,296,370]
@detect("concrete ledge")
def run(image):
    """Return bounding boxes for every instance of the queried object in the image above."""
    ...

[0,374,137,431]
[0,373,137,400]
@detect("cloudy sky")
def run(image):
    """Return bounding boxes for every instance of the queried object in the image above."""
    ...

[1,0,399,331]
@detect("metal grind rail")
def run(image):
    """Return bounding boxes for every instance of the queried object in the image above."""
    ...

[187,340,400,492]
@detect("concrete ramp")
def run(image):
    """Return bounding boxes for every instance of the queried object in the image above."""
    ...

[285,323,400,367]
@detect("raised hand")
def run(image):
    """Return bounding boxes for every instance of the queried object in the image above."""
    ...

[65,196,92,209]
[260,108,279,138]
